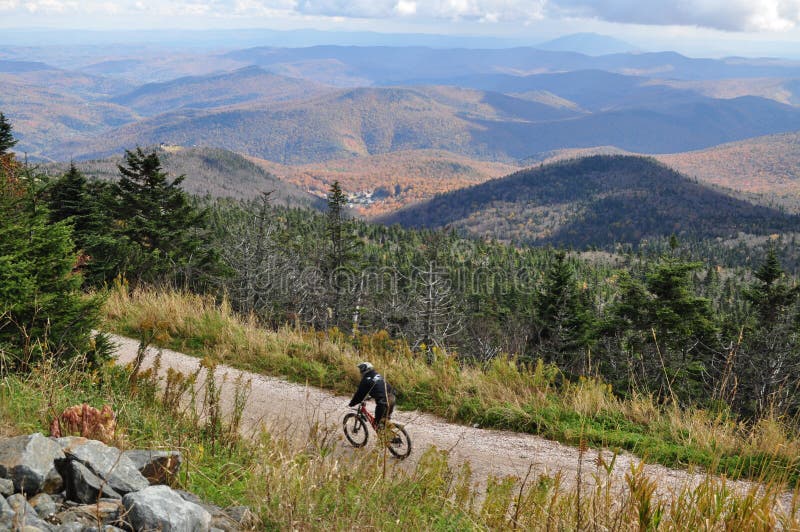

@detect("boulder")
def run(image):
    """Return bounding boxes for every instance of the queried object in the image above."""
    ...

[0,479,12,497]
[4,493,52,530]
[54,500,122,528]
[123,450,182,485]
[59,440,148,495]
[226,505,257,529]
[0,434,65,495]
[122,485,211,532]
[29,493,57,519]
[1,495,14,528]
[63,461,121,504]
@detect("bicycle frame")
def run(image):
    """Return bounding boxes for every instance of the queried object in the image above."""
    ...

[357,402,378,430]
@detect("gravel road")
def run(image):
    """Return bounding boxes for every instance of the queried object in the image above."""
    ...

[109,333,783,502]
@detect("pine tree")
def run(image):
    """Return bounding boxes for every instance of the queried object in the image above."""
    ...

[324,181,360,327]
[735,247,800,416]
[111,147,212,286]
[529,250,595,374]
[0,167,105,368]
[0,112,16,157]
[47,163,95,243]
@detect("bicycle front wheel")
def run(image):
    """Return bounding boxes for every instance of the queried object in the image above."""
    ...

[387,423,411,459]
[343,413,369,448]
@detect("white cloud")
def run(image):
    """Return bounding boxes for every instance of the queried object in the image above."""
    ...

[395,0,416,16]
[549,0,800,32]
[0,0,798,33]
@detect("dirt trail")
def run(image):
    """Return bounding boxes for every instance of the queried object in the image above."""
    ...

[109,333,783,501]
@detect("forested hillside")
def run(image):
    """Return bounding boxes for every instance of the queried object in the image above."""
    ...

[381,155,800,247]
[43,146,324,208]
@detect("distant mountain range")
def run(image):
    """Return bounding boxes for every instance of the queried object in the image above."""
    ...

[380,156,800,247]
[534,33,639,56]
[4,43,800,197]
[43,80,800,164]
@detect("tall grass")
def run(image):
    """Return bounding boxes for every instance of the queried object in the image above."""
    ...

[2,352,799,530]
[103,286,800,485]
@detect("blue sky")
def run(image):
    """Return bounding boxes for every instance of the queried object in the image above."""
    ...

[2,1,800,57]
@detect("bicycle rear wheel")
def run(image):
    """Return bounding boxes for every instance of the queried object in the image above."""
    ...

[343,413,369,447]
[387,423,411,459]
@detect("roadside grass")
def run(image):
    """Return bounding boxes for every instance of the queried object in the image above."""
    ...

[103,286,800,486]
[1,352,798,530]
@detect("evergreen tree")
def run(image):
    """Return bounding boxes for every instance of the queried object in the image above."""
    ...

[735,247,800,416]
[324,181,360,328]
[529,250,595,374]
[0,112,16,157]
[111,147,213,286]
[0,167,106,368]
[47,164,95,243]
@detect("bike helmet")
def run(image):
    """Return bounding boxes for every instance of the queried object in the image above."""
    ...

[357,361,374,375]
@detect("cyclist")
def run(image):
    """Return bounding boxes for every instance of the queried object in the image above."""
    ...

[348,361,396,429]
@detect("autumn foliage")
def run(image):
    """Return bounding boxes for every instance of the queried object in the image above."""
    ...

[49,403,117,443]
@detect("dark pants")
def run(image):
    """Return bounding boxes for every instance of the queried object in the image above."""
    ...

[375,393,396,428]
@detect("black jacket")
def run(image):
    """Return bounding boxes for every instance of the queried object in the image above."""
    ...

[349,370,395,406]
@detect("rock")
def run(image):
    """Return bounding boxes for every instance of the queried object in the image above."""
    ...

[225,505,256,527]
[52,524,85,532]
[6,493,36,515]
[210,512,239,531]
[29,493,57,518]
[123,450,182,485]
[60,440,148,495]
[55,500,122,528]
[174,489,203,505]
[122,485,211,532]
[43,468,64,494]
[5,493,52,531]
[63,461,121,504]
[0,434,65,495]
[1,495,14,528]
[0,479,12,497]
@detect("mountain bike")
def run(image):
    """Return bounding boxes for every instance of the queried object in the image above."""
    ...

[343,401,411,459]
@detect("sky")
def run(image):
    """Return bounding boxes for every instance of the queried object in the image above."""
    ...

[2,0,800,57]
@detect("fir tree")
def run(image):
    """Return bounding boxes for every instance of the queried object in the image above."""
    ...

[111,147,212,286]
[529,250,595,374]
[324,181,360,327]
[47,163,95,242]
[0,112,16,157]
[0,167,105,368]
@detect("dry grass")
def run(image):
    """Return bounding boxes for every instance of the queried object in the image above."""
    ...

[3,339,800,530]
[102,286,800,485]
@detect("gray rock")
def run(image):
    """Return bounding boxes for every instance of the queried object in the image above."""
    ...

[5,493,52,531]
[210,512,238,531]
[0,434,65,495]
[174,490,203,505]
[122,485,211,532]
[225,505,256,527]
[123,450,182,485]
[1,495,14,529]
[53,524,85,532]
[56,500,122,528]
[64,461,121,504]
[0,479,12,497]
[43,468,64,494]
[6,493,36,515]
[61,440,148,496]
[29,493,57,519]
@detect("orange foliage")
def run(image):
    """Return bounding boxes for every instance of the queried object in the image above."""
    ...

[49,403,117,443]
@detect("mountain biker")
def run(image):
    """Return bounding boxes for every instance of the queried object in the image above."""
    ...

[348,361,396,429]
